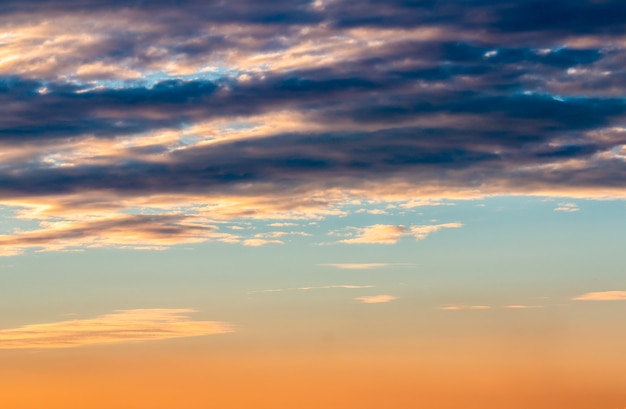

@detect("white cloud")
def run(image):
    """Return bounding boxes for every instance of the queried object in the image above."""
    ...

[554,203,579,212]
[410,222,463,240]
[0,309,233,349]
[242,239,284,246]
[249,284,374,294]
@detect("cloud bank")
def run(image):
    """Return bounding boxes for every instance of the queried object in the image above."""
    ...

[1,0,626,253]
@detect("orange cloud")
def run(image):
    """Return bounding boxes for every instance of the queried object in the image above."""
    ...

[339,222,462,244]
[572,291,626,301]
[0,214,236,256]
[355,295,398,304]
[319,263,395,269]
[0,309,233,349]
[503,305,545,309]
[339,225,408,244]
[439,305,491,311]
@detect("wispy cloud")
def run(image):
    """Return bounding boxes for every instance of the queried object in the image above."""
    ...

[355,295,398,304]
[268,222,299,227]
[339,225,408,244]
[554,203,580,212]
[0,309,233,349]
[503,305,545,309]
[249,285,374,294]
[439,305,492,311]
[338,223,462,244]
[572,291,626,301]
[0,214,237,256]
[242,239,284,247]
[319,263,411,269]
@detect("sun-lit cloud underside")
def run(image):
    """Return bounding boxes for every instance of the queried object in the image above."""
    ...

[0,309,233,349]
[572,291,626,301]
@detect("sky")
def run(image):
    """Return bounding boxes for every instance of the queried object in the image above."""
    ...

[1,1,626,408]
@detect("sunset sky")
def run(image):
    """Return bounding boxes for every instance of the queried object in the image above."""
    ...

[1,1,626,408]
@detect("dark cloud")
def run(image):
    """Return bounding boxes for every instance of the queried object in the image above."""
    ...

[0,0,624,234]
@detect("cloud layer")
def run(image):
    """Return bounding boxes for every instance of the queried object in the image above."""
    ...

[1,0,626,253]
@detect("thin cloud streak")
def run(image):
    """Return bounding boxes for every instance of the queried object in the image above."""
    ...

[439,305,492,311]
[248,285,375,294]
[0,309,233,349]
[355,295,398,304]
[572,291,626,301]
[504,305,545,309]
[319,263,412,269]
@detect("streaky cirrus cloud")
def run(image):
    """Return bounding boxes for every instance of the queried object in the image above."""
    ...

[503,305,545,309]
[439,305,492,311]
[339,223,462,244]
[0,213,237,256]
[572,291,626,301]
[319,263,412,269]
[249,285,374,294]
[355,295,398,304]
[0,309,233,349]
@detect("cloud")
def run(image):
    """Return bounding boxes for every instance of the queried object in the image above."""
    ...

[339,223,462,244]
[1,0,626,254]
[503,305,545,309]
[0,309,233,349]
[249,285,374,294]
[572,291,626,301]
[0,213,236,256]
[339,225,408,244]
[355,295,398,304]
[319,263,402,269]
[439,305,491,311]
[242,239,284,247]
[554,203,580,212]
[410,223,463,240]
